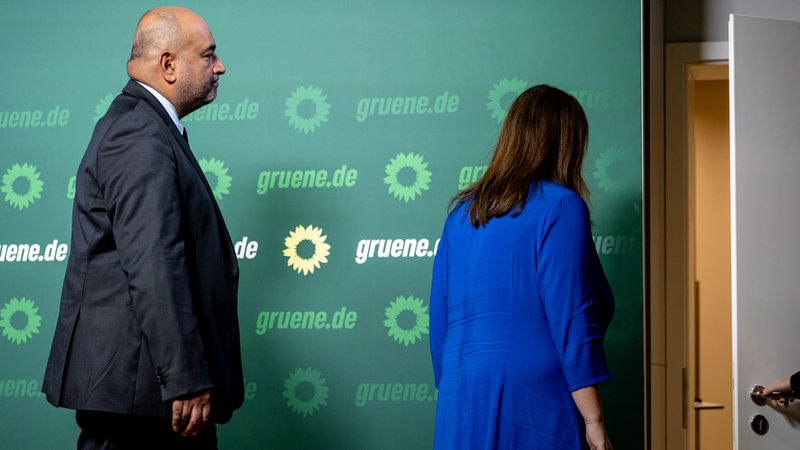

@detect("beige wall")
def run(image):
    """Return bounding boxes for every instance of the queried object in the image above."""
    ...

[692,79,732,449]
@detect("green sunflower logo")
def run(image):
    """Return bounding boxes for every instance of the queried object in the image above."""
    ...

[487,77,528,124]
[198,157,232,200]
[284,85,331,134]
[593,147,639,196]
[283,225,331,276]
[383,295,430,346]
[0,297,42,345]
[283,367,330,417]
[1,163,44,210]
[93,93,115,123]
[383,152,432,203]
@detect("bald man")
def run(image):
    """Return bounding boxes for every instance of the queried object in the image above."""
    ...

[43,7,243,449]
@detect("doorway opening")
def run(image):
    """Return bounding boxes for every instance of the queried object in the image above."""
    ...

[687,63,732,450]
[657,42,731,450]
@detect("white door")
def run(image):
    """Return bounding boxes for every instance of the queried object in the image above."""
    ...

[731,14,800,449]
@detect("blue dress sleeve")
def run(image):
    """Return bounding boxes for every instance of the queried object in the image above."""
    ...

[429,225,448,389]
[537,194,612,391]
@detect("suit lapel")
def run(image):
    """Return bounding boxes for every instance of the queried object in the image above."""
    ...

[122,80,238,267]
[171,124,238,267]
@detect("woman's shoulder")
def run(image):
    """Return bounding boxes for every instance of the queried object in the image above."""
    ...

[443,199,471,227]
[521,181,590,231]
[533,181,587,208]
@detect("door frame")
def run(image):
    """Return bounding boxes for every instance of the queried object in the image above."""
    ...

[651,41,728,450]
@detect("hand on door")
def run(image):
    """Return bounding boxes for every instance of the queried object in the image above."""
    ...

[759,372,800,408]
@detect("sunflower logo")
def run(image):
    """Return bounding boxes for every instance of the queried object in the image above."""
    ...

[198,157,232,200]
[282,367,330,417]
[1,163,44,210]
[93,93,115,123]
[593,147,639,196]
[383,152,432,203]
[487,77,528,124]
[284,85,331,134]
[383,295,430,346]
[0,297,42,345]
[283,225,331,276]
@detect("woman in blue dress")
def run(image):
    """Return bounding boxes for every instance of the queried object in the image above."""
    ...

[429,84,614,449]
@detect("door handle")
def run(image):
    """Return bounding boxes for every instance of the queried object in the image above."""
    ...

[693,398,724,410]
[750,384,797,406]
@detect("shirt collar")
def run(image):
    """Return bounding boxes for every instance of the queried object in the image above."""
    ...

[135,81,184,134]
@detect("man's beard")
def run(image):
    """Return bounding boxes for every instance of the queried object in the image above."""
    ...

[178,73,216,117]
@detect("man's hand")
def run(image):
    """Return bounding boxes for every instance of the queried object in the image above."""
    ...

[172,390,211,436]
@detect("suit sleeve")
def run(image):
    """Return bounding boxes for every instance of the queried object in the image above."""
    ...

[537,193,612,392]
[790,371,800,397]
[97,110,212,401]
[429,224,448,389]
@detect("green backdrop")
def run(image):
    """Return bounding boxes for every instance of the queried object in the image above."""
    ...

[0,1,643,448]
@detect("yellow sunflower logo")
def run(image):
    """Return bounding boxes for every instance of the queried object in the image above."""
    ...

[283,225,331,276]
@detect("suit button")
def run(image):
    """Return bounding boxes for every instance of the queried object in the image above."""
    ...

[156,367,167,389]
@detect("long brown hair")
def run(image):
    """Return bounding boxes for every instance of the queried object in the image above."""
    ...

[452,84,589,227]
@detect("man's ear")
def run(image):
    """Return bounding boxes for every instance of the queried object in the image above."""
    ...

[159,51,178,84]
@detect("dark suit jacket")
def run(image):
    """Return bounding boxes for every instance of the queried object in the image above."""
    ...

[43,80,244,423]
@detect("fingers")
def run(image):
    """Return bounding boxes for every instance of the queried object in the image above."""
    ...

[758,384,795,409]
[585,421,612,450]
[202,402,211,423]
[764,377,792,394]
[171,391,211,436]
[171,399,192,433]
[770,397,794,408]
[172,400,208,436]
[172,400,185,432]
[181,402,208,436]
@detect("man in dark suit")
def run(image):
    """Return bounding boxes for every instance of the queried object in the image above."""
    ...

[42,6,243,449]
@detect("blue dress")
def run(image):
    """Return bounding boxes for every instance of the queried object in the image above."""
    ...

[429,181,614,449]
